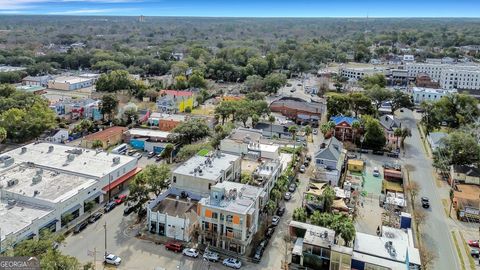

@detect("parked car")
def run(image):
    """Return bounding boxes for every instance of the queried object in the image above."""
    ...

[133,152,142,160]
[372,167,380,177]
[147,151,156,158]
[271,215,280,226]
[471,249,479,258]
[104,254,121,266]
[299,165,306,173]
[253,246,264,260]
[203,251,220,262]
[114,194,127,204]
[165,241,183,252]
[104,201,116,212]
[372,150,384,156]
[359,149,369,154]
[127,149,136,156]
[347,153,357,159]
[74,221,88,234]
[284,192,292,201]
[276,207,285,216]
[155,154,162,162]
[421,197,430,209]
[305,155,312,162]
[182,248,199,258]
[222,258,242,269]
[288,183,297,193]
[468,240,479,248]
[313,129,318,135]
[88,212,102,223]
[266,226,275,238]
[387,152,399,158]
[123,206,134,216]
[290,88,296,93]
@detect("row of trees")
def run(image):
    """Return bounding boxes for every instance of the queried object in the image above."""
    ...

[214,99,269,126]
[243,73,288,94]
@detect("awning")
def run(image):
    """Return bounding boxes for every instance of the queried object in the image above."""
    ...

[25,232,36,240]
[85,191,102,202]
[41,219,59,229]
[102,167,142,192]
[64,204,82,214]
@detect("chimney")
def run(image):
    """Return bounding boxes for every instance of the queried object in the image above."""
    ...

[320,143,326,149]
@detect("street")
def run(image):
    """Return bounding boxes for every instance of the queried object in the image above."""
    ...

[398,109,460,270]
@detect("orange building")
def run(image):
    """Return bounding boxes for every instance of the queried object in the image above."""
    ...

[81,126,127,149]
[148,113,187,131]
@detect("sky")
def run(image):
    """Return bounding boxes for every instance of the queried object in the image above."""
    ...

[0,0,480,17]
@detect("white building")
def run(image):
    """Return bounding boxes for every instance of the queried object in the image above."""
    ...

[402,55,415,63]
[0,143,138,251]
[339,67,385,80]
[47,76,95,91]
[172,151,241,197]
[220,128,280,160]
[407,62,480,90]
[411,87,457,104]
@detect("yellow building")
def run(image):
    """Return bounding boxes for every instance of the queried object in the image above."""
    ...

[347,159,364,172]
[158,90,195,113]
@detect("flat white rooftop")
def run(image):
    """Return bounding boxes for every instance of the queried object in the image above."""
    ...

[0,163,96,203]
[51,76,93,84]
[412,87,458,94]
[0,142,135,178]
[201,181,262,214]
[0,201,52,241]
[149,113,187,122]
[174,152,240,181]
[354,227,411,263]
[126,128,171,138]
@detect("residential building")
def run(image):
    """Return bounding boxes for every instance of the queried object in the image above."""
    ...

[81,126,127,149]
[197,181,263,254]
[388,69,408,86]
[253,122,294,140]
[352,226,421,270]
[460,45,480,55]
[219,128,280,160]
[406,62,480,90]
[329,116,360,142]
[49,98,102,121]
[269,97,324,126]
[314,137,346,186]
[415,73,439,88]
[0,143,138,252]
[379,115,402,148]
[15,85,47,95]
[148,113,187,131]
[172,151,241,197]
[47,76,95,91]
[0,65,26,73]
[426,132,448,151]
[22,75,52,87]
[450,165,480,186]
[452,184,480,222]
[156,90,195,113]
[411,87,457,104]
[242,159,282,207]
[339,67,385,80]
[147,188,201,242]
[123,128,171,153]
[42,129,69,143]
[289,221,352,270]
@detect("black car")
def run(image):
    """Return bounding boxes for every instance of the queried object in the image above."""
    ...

[254,246,263,260]
[74,221,88,234]
[387,152,399,158]
[104,201,116,212]
[421,197,430,208]
[88,212,103,223]
[276,207,286,216]
[266,226,275,238]
[123,206,134,216]
[372,150,384,155]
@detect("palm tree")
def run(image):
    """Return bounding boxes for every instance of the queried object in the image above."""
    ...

[400,127,412,148]
[161,143,175,163]
[0,127,6,143]
[268,115,275,136]
[304,125,312,136]
[320,186,335,212]
[320,121,336,138]
[351,121,360,142]
[288,125,298,142]
[394,128,402,149]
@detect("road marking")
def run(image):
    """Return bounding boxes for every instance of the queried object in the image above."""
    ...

[451,231,467,270]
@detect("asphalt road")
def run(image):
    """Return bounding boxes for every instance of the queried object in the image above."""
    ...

[398,109,459,270]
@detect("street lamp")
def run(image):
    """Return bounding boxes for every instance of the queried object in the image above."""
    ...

[359,136,365,159]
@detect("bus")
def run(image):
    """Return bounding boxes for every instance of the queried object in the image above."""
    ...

[111,143,128,155]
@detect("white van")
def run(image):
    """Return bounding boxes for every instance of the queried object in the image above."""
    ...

[373,167,380,177]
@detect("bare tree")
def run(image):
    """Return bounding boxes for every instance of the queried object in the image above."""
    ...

[405,181,420,208]
[412,209,427,229]
[419,243,437,270]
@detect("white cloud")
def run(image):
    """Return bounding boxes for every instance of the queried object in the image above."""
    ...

[48,7,138,14]
[0,0,142,10]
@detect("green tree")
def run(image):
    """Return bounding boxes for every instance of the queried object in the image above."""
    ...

[420,101,441,135]
[0,127,6,143]
[351,121,361,142]
[268,115,275,134]
[171,61,189,77]
[399,127,412,148]
[91,140,103,149]
[360,73,387,89]
[319,185,335,212]
[365,86,393,114]
[394,127,402,148]
[288,125,298,141]
[320,121,336,136]
[137,164,171,196]
[123,108,138,125]
[434,94,479,128]
[161,143,175,163]
[214,101,235,125]
[433,131,480,168]
[244,75,265,92]
[96,70,133,92]
[241,172,253,184]
[326,93,350,117]
[264,73,287,93]
[188,73,207,88]
[100,94,119,121]
[362,115,386,150]
[292,207,307,222]
[0,84,16,98]
[172,118,210,144]
[304,125,312,136]
[391,90,414,113]
[251,114,260,127]
[266,200,276,215]
[174,75,189,90]
[92,60,125,72]
[349,92,374,117]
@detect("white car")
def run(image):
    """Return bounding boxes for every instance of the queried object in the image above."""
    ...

[182,248,199,258]
[373,167,380,177]
[223,258,242,269]
[271,215,280,226]
[299,165,306,173]
[284,192,292,201]
[203,251,219,262]
[104,254,121,266]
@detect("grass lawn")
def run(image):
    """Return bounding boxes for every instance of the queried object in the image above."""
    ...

[197,149,210,156]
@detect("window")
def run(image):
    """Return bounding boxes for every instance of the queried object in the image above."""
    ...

[173,176,176,183]
[226,215,233,223]
[212,212,218,219]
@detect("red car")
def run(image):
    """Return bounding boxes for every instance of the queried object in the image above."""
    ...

[165,241,183,252]
[114,194,127,204]
[468,240,479,248]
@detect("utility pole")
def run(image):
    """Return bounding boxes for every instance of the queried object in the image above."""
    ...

[104,222,107,257]
[93,247,96,270]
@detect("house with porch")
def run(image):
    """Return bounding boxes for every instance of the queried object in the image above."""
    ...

[329,116,360,142]
[379,115,402,149]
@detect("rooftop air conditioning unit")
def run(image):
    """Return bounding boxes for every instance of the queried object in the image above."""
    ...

[48,145,54,152]
[32,175,42,184]
[112,157,120,164]
[21,147,27,154]
[67,154,75,161]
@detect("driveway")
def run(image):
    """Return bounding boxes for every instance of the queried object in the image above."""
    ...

[397,109,460,270]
